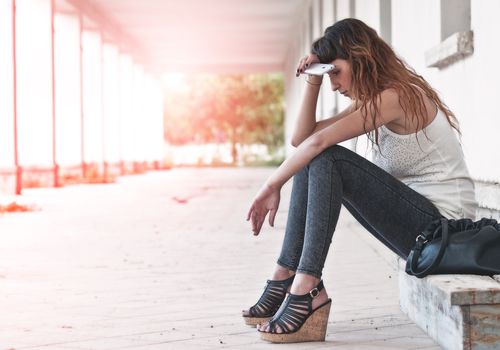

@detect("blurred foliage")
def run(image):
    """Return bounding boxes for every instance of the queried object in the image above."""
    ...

[163,73,285,163]
[0,202,36,213]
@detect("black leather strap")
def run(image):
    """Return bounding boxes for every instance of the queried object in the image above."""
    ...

[410,218,450,278]
[266,280,324,334]
[248,275,295,317]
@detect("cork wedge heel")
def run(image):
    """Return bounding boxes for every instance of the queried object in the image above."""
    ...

[258,280,331,343]
[244,315,271,327]
[242,275,294,327]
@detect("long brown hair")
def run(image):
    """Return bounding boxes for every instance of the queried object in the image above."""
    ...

[311,18,460,145]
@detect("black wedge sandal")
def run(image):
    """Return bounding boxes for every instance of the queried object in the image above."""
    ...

[242,275,295,327]
[258,280,332,343]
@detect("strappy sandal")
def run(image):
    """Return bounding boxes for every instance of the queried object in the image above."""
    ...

[258,280,332,343]
[242,275,295,327]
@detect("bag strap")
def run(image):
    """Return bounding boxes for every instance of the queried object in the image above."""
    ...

[410,218,450,278]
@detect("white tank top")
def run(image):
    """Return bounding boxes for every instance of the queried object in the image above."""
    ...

[372,109,478,219]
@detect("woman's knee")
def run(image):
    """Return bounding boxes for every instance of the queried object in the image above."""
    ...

[310,145,355,166]
[294,164,309,178]
[291,164,309,188]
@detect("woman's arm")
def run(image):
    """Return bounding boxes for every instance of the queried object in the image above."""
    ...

[291,82,357,147]
[268,89,401,189]
[311,103,357,136]
[292,53,357,146]
[290,77,322,147]
[292,99,356,147]
[248,89,402,234]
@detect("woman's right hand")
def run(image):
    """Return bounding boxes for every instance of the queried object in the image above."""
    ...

[295,54,321,77]
[247,183,281,236]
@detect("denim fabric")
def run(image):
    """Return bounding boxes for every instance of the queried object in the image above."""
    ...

[277,145,443,278]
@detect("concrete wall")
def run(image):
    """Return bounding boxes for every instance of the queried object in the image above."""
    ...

[284,0,500,217]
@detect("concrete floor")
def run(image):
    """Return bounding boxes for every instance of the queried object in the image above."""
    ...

[0,167,440,349]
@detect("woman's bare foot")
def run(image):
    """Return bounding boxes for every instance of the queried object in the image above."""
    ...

[257,273,329,332]
[242,265,295,317]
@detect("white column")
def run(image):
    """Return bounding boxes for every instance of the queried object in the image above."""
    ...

[102,43,121,166]
[54,13,81,167]
[16,0,53,167]
[355,0,381,31]
[81,30,104,166]
[320,0,336,119]
[138,69,164,166]
[336,0,352,20]
[0,0,15,169]
[119,54,135,165]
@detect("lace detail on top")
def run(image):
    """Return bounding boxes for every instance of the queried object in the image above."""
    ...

[372,109,478,219]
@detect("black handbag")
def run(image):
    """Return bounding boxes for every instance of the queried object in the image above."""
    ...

[405,217,500,278]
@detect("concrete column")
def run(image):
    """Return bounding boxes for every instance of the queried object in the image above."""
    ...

[320,0,336,119]
[50,0,59,187]
[12,0,21,194]
[78,12,85,178]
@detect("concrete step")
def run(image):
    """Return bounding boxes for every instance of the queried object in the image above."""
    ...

[398,259,500,350]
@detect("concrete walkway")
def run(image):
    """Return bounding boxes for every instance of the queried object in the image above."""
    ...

[0,168,440,350]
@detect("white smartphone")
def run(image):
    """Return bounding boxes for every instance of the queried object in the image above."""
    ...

[303,63,334,76]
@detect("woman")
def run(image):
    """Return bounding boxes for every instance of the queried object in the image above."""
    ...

[242,18,477,343]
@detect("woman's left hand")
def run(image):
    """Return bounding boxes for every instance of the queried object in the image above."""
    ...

[247,183,281,236]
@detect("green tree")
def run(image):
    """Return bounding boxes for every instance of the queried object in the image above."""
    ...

[163,73,284,164]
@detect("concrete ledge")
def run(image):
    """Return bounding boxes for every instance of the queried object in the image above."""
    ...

[425,31,474,69]
[398,258,500,350]
[476,180,500,219]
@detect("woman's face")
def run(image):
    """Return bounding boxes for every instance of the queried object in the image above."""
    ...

[327,59,353,99]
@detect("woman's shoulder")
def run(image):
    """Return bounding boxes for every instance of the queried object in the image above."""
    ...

[375,88,406,116]
[379,87,437,135]
[377,87,400,104]
[373,88,406,127]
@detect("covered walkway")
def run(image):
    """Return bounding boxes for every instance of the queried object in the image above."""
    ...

[4,1,497,348]
[0,168,439,349]
[1,0,299,194]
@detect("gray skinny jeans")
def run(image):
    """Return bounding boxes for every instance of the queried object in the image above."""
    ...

[277,145,443,278]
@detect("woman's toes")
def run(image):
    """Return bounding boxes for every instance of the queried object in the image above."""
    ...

[258,323,268,332]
